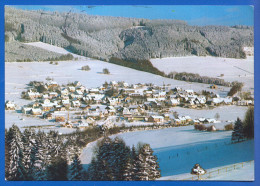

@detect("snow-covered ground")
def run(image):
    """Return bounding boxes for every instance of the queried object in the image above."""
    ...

[80,125,254,180]
[151,56,254,91]
[5,110,77,134]
[159,160,254,181]
[25,42,86,60]
[171,105,248,122]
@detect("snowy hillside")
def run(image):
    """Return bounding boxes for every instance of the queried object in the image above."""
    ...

[151,56,254,91]
[25,42,86,60]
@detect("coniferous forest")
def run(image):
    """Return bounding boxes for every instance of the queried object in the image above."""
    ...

[5,125,160,181]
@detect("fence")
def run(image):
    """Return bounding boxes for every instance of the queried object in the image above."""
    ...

[182,160,254,181]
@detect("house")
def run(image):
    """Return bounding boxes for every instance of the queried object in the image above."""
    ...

[62,99,70,107]
[77,120,89,128]
[43,112,53,120]
[49,92,58,99]
[80,104,90,111]
[237,99,254,106]
[206,118,217,123]
[184,116,192,122]
[68,86,76,92]
[31,108,42,115]
[169,98,180,106]
[174,119,181,125]
[46,81,58,89]
[86,117,96,125]
[123,108,132,119]
[22,107,32,114]
[61,88,69,95]
[5,101,15,110]
[55,105,66,111]
[55,115,66,122]
[185,89,194,95]
[74,81,81,87]
[105,106,116,115]
[163,114,170,121]
[41,104,54,111]
[99,120,115,129]
[132,115,146,121]
[148,116,164,124]
[178,116,187,124]
[72,100,81,107]
[198,118,206,123]
[26,90,41,99]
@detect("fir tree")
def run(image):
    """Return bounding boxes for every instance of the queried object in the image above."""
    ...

[243,106,254,139]
[6,125,27,180]
[87,158,98,180]
[46,156,68,181]
[136,144,161,180]
[22,129,37,180]
[109,137,130,180]
[69,154,84,181]
[232,118,245,143]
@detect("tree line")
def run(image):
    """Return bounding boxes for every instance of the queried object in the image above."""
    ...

[168,72,234,87]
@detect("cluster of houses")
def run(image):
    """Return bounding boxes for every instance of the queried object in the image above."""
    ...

[5,80,253,130]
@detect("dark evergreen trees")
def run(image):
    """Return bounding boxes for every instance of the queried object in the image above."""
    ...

[46,156,68,181]
[87,138,161,181]
[69,154,84,181]
[231,118,245,143]
[243,106,254,139]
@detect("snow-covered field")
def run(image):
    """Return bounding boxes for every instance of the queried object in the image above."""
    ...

[80,125,254,180]
[25,42,85,60]
[5,110,77,134]
[171,105,248,122]
[151,56,254,91]
[159,160,254,181]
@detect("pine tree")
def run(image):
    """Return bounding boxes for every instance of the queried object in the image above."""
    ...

[109,137,130,180]
[123,156,134,181]
[136,144,161,180]
[69,154,84,181]
[6,125,27,180]
[232,118,245,143]
[33,131,48,180]
[46,156,68,181]
[22,129,37,180]
[87,158,98,180]
[87,138,113,180]
[243,106,254,139]
[130,145,138,180]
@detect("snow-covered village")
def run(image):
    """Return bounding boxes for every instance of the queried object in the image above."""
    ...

[4,5,254,181]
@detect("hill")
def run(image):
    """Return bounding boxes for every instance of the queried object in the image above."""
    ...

[5,7,253,63]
